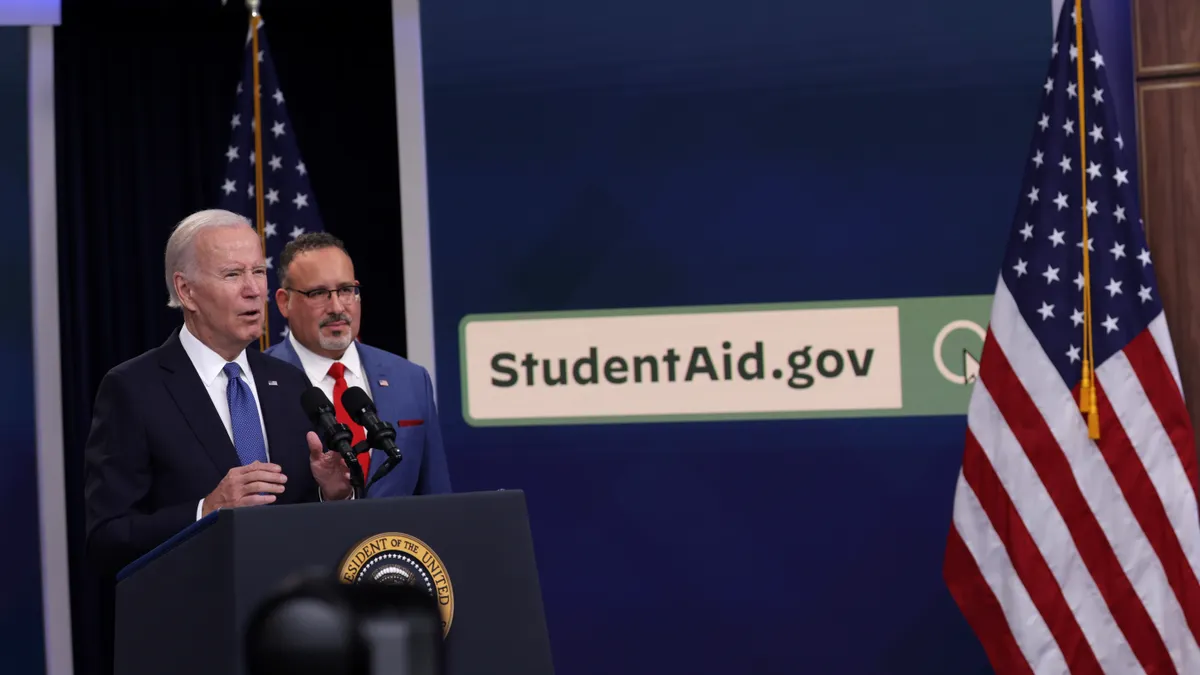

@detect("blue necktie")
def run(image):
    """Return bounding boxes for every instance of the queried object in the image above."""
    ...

[224,362,268,465]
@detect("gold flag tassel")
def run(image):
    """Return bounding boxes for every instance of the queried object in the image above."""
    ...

[248,2,270,351]
[1072,0,1099,439]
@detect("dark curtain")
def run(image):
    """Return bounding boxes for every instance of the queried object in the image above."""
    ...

[55,2,406,673]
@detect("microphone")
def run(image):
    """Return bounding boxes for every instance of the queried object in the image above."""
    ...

[300,387,365,498]
[340,387,403,487]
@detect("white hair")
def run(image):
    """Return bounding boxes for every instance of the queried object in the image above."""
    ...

[164,209,254,308]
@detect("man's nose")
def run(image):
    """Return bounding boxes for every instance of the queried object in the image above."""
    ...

[242,275,263,297]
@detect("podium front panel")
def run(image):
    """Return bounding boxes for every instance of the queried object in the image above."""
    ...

[116,489,554,675]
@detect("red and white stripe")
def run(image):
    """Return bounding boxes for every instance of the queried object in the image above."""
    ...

[945,279,1200,674]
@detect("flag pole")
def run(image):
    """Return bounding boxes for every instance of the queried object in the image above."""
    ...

[1073,0,1099,439]
[247,0,270,351]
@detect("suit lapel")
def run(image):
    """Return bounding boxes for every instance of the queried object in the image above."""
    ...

[358,346,393,486]
[274,339,307,378]
[248,350,307,482]
[158,330,242,473]
[269,339,324,482]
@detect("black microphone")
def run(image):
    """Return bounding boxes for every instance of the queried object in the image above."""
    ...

[300,387,364,497]
[300,387,354,455]
[340,387,403,487]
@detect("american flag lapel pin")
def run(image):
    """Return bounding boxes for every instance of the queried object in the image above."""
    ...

[378,379,389,387]
[268,380,278,386]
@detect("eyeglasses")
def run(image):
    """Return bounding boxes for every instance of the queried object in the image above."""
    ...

[285,284,361,303]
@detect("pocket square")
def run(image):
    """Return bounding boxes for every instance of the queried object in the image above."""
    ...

[396,419,424,427]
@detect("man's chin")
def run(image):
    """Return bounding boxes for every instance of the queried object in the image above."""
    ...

[319,334,354,352]
[237,323,265,342]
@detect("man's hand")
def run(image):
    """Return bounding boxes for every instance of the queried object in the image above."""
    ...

[308,431,352,500]
[201,461,287,517]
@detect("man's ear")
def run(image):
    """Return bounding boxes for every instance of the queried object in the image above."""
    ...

[174,272,199,312]
[275,287,290,319]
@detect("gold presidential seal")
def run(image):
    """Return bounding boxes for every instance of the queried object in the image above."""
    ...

[337,532,455,636]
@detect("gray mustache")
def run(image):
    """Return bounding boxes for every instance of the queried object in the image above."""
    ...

[320,313,351,327]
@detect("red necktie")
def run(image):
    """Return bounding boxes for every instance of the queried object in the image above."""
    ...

[328,362,370,479]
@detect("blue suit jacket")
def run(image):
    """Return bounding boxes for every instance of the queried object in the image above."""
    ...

[264,338,452,498]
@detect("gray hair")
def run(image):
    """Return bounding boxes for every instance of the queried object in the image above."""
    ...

[164,209,254,308]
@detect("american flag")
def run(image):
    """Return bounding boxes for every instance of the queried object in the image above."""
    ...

[217,17,325,349]
[944,2,1200,673]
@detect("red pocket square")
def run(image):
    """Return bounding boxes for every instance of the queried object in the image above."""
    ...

[396,419,424,427]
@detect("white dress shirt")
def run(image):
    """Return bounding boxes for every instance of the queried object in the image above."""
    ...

[287,332,374,407]
[179,323,270,521]
[288,333,370,496]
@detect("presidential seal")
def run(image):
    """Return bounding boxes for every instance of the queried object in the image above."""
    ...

[337,532,455,636]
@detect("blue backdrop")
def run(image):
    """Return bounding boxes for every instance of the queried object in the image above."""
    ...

[0,25,45,675]
[417,1,1136,672]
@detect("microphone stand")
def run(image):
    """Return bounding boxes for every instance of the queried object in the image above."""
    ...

[365,455,400,492]
[338,448,366,500]
[339,389,405,495]
[323,422,365,501]
[349,439,401,494]
[362,431,403,493]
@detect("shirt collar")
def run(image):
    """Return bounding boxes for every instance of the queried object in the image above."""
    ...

[288,331,363,385]
[179,322,252,386]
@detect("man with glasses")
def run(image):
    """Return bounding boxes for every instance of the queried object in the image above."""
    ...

[265,232,451,497]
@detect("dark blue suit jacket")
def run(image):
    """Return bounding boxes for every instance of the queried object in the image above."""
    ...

[264,338,452,498]
[84,329,320,576]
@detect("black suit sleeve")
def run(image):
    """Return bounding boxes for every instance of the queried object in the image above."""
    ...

[84,370,196,576]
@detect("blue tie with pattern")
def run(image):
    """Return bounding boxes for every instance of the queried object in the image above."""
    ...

[223,362,268,465]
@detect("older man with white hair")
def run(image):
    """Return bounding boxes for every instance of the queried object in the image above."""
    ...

[83,209,352,576]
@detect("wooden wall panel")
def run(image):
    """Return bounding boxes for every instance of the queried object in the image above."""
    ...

[1134,0,1200,454]
[1133,0,1200,76]
[1137,80,1200,449]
